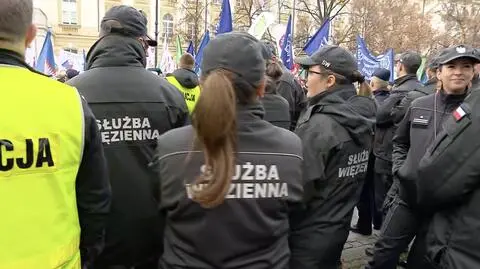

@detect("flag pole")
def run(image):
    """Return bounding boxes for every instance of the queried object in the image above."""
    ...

[154,0,159,67]
[204,0,208,33]
[291,0,295,42]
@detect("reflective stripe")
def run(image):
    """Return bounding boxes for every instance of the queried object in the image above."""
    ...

[166,76,200,114]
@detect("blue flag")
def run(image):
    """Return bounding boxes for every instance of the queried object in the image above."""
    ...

[280,15,294,70]
[186,41,195,57]
[303,18,330,56]
[195,31,210,74]
[356,35,395,82]
[216,0,232,35]
[35,31,56,76]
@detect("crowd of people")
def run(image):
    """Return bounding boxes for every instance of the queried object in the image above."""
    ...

[2,1,480,269]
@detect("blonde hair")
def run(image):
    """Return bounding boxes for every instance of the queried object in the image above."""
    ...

[371,76,389,89]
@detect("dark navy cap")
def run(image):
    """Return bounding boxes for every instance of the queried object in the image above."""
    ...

[102,5,157,46]
[66,69,79,79]
[295,45,358,79]
[436,45,480,65]
[201,32,265,85]
[372,68,390,81]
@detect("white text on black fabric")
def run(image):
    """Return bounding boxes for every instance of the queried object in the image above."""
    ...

[186,163,288,199]
[96,117,160,144]
[338,150,369,178]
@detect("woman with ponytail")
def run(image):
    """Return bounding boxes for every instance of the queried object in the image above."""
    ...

[153,32,303,269]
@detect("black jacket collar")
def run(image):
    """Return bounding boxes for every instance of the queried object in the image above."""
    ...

[86,34,146,70]
[394,74,418,87]
[0,49,47,76]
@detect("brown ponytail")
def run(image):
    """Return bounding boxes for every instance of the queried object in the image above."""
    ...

[191,69,237,208]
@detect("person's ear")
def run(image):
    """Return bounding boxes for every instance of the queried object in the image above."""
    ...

[326,75,336,88]
[25,24,37,48]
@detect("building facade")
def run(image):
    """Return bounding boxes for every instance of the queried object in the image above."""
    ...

[32,0,292,65]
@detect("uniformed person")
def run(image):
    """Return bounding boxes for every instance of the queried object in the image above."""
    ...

[416,72,480,269]
[153,32,303,269]
[166,53,201,114]
[262,41,306,130]
[0,0,111,268]
[366,45,480,269]
[290,45,375,269]
[373,52,423,215]
[352,68,392,237]
[67,5,188,269]
[259,45,290,129]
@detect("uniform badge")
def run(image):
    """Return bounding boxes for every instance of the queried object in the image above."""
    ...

[456,46,466,53]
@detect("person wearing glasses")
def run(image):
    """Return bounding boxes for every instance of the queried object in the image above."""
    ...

[289,45,375,269]
[68,5,188,269]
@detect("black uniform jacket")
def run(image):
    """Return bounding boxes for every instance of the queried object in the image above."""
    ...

[154,102,303,269]
[373,74,423,174]
[290,85,375,269]
[393,90,466,206]
[68,34,188,266]
[416,89,480,269]
[261,93,291,130]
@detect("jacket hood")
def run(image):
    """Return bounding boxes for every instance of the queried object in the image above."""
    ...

[169,68,199,88]
[86,34,146,70]
[237,101,265,121]
[309,85,375,144]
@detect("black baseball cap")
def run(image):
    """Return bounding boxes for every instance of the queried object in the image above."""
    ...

[395,51,422,72]
[102,5,157,46]
[372,68,390,81]
[295,45,358,79]
[261,41,277,58]
[436,45,480,65]
[201,32,265,85]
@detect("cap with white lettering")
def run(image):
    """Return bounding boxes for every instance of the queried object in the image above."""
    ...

[295,45,358,79]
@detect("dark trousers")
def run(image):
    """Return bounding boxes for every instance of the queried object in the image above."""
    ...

[366,183,417,269]
[356,156,384,232]
[375,172,392,219]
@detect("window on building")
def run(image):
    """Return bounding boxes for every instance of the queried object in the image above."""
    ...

[236,0,242,7]
[62,0,78,25]
[163,14,174,40]
[187,22,196,40]
[213,0,222,5]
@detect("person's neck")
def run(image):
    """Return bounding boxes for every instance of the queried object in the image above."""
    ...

[443,87,466,95]
[398,72,408,79]
[0,42,25,58]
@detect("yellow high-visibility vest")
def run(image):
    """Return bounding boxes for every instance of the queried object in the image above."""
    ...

[0,65,83,269]
[166,76,201,114]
